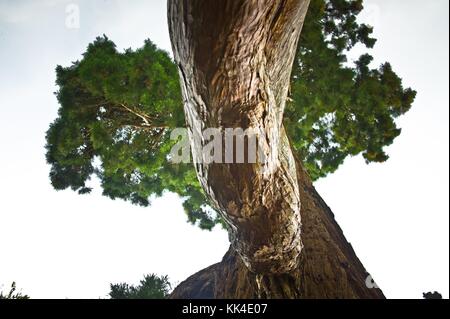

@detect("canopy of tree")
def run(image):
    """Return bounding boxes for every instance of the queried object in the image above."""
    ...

[46,0,415,229]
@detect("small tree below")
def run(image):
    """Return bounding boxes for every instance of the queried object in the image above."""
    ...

[0,282,30,300]
[423,291,443,300]
[109,274,171,299]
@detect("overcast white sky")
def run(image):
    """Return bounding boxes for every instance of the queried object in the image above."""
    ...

[0,0,448,299]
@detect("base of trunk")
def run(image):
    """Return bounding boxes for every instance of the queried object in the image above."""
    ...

[170,161,385,299]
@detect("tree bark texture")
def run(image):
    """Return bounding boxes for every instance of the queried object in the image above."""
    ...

[168,0,385,298]
[170,155,384,298]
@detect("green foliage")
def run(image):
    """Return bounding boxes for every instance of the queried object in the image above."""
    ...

[46,0,415,228]
[286,0,416,180]
[46,36,219,229]
[0,282,30,299]
[109,274,171,299]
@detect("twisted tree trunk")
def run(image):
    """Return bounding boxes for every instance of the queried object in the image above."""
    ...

[168,0,384,299]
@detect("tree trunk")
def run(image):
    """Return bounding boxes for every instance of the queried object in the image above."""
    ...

[170,155,384,298]
[168,0,385,299]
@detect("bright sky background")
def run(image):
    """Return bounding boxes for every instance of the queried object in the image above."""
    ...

[0,0,448,299]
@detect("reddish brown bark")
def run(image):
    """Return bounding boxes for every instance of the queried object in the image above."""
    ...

[168,0,385,298]
[170,156,384,299]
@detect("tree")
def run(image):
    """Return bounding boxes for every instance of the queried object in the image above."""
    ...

[109,274,171,299]
[46,37,219,230]
[0,282,30,300]
[287,0,415,180]
[423,292,443,300]
[46,0,415,298]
